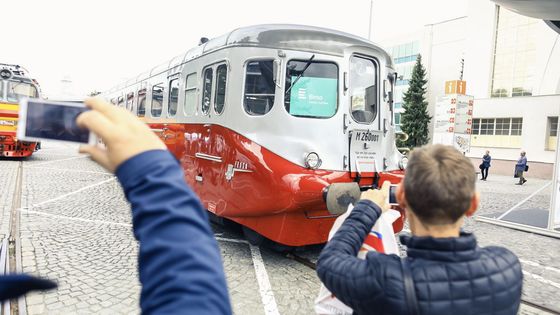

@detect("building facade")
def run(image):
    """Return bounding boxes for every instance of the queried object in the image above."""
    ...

[381,0,560,178]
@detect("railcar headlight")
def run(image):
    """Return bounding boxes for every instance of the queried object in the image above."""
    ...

[305,152,322,169]
[0,120,16,126]
[399,156,409,170]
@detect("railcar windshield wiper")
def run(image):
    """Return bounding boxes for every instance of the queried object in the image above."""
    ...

[285,54,315,96]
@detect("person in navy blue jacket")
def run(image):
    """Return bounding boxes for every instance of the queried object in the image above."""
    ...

[317,144,523,315]
[480,150,491,180]
[77,98,231,314]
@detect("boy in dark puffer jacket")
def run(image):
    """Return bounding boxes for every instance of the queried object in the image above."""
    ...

[317,144,522,315]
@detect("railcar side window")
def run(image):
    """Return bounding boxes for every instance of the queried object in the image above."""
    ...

[244,60,275,115]
[137,88,146,117]
[184,73,197,116]
[349,56,377,123]
[126,92,134,112]
[151,83,164,117]
[214,64,227,115]
[168,78,179,116]
[284,60,338,118]
[201,68,213,115]
[117,96,124,108]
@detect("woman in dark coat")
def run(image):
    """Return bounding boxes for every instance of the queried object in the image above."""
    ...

[481,150,491,180]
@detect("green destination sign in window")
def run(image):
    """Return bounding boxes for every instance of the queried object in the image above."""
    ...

[289,76,337,117]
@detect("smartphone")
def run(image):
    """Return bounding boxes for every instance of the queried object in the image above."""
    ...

[387,184,398,206]
[17,98,96,145]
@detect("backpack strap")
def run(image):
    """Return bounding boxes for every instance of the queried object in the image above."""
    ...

[401,258,420,315]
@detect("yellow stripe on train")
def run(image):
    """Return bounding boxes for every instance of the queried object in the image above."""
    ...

[0,103,18,111]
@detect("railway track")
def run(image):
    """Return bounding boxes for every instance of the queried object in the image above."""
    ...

[288,252,560,315]
[0,161,26,315]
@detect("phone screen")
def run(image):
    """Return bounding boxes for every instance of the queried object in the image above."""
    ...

[388,185,398,205]
[25,100,90,143]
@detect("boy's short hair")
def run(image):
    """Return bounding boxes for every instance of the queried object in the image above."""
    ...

[404,144,476,225]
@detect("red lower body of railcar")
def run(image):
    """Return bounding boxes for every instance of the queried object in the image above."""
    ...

[155,123,404,246]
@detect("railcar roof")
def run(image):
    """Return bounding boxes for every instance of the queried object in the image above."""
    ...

[106,24,393,94]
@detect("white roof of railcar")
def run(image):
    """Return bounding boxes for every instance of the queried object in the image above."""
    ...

[105,24,393,94]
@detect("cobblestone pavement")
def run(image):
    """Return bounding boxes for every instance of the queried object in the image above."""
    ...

[1,141,559,314]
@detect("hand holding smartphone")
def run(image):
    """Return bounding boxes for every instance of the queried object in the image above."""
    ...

[17,98,97,145]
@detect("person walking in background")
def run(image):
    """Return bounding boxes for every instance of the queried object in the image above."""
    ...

[515,151,528,185]
[480,150,491,180]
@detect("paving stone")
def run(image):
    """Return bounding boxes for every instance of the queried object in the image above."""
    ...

[7,141,559,314]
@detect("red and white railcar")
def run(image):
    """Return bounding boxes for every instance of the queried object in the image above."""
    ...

[103,25,407,246]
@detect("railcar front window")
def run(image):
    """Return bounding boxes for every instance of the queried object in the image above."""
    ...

[284,61,338,118]
[244,60,275,116]
[168,78,179,116]
[6,81,38,103]
[151,84,164,117]
[349,56,377,123]
[214,64,227,115]
[202,68,213,115]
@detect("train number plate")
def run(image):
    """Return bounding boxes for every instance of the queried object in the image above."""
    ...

[350,129,382,175]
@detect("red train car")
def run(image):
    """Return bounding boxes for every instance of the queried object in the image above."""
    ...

[103,25,408,246]
[0,64,40,157]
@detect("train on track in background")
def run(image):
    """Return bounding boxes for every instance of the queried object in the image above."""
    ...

[102,24,408,246]
[0,63,41,157]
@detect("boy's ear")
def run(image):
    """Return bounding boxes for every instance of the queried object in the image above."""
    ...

[396,182,407,208]
[465,192,480,217]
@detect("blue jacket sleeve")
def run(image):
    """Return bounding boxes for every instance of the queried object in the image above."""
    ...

[116,150,231,315]
[316,200,387,305]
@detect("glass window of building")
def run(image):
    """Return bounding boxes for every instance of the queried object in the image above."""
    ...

[201,68,213,115]
[168,78,179,116]
[472,119,480,134]
[244,60,275,116]
[491,6,538,98]
[183,73,197,116]
[510,118,523,135]
[495,118,510,135]
[214,64,227,115]
[151,83,164,117]
[285,60,338,118]
[480,118,495,135]
[550,117,558,137]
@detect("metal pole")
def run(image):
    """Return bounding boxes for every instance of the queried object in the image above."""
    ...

[368,0,373,40]
[548,132,560,230]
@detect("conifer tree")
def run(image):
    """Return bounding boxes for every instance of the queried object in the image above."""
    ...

[401,55,431,148]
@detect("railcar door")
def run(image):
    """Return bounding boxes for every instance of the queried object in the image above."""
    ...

[163,75,181,156]
[346,54,384,182]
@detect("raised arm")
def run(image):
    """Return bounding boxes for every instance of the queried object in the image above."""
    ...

[317,183,392,306]
[78,98,231,315]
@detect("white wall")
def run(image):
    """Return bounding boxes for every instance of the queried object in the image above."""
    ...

[534,22,560,95]
[422,17,467,139]
[463,0,497,99]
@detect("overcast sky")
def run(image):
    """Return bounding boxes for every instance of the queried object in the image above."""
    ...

[3,0,467,98]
